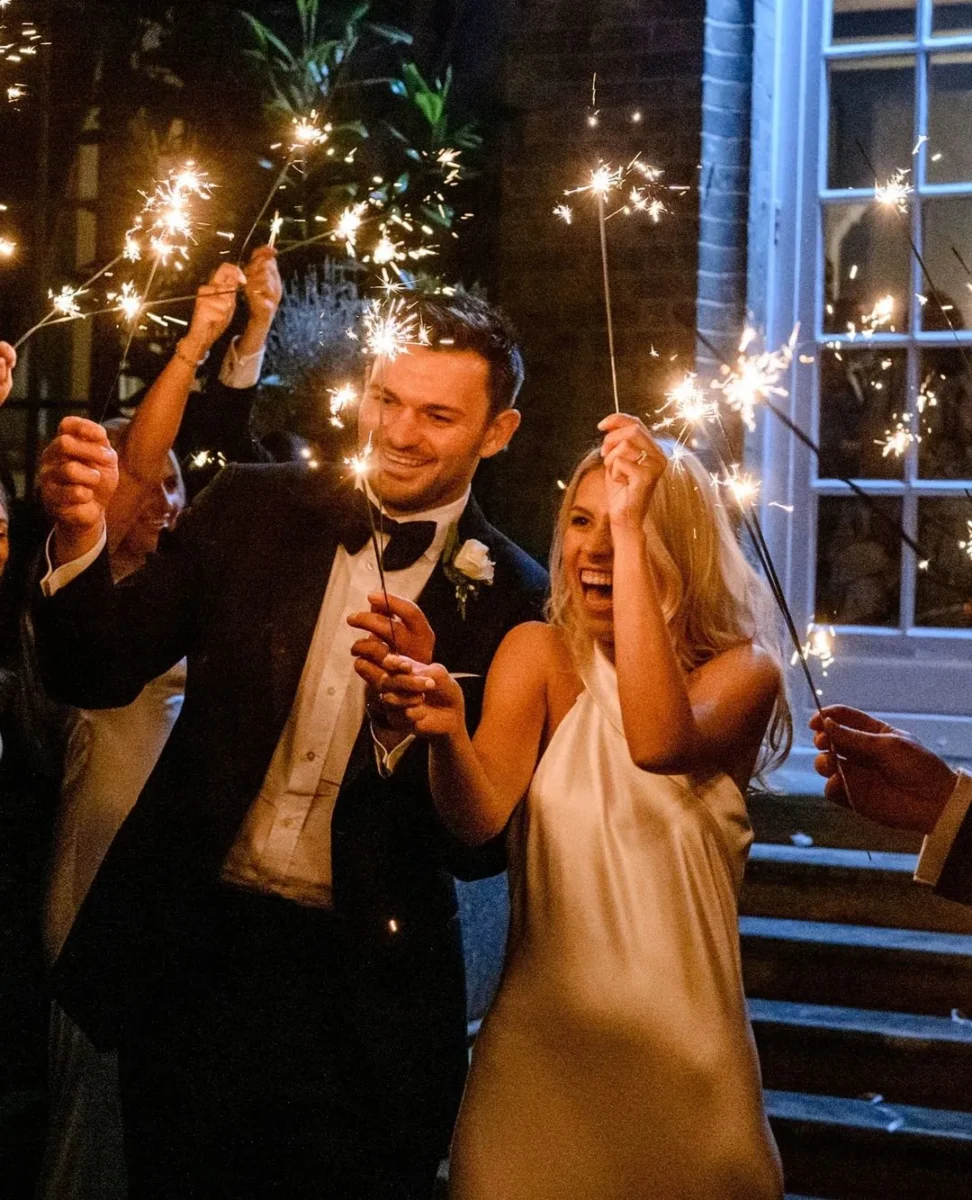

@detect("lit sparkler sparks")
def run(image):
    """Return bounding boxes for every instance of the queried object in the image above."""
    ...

[877,415,918,458]
[660,372,719,431]
[0,236,15,258]
[290,110,330,151]
[713,464,761,509]
[553,203,573,224]
[875,167,913,213]
[793,624,836,675]
[345,433,374,479]
[327,383,358,428]
[362,298,419,361]
[711,326,796,431]
[108,280,143,324]
[50,285,82,319]
[128,162,214,268]
[333,203,367,256]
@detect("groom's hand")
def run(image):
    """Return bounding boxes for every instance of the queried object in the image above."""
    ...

[349,592,435,687]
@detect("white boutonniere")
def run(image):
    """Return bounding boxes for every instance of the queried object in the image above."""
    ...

[443,528,494,619]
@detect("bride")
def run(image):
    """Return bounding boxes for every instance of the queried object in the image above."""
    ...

[366,413,789,1199]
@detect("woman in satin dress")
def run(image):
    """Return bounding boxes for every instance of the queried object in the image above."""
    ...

[372,414,791,1199]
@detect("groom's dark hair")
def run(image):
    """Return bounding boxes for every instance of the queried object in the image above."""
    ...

[401,289,524,417]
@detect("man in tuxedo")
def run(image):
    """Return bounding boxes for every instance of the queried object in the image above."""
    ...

[33,291,547,1198]
[811,706,972,905]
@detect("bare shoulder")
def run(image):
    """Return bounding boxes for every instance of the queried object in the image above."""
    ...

[492,621,564,679]
[691,641,782,701]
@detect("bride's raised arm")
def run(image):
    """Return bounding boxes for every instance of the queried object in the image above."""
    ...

[600,414,781,781]
[378,621,552,845]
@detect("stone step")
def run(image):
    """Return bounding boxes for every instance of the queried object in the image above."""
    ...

[748,790,923,854]
[740,916,972,1015]
[767,1089,972,1199]
[750,998,972,1112]
[741,844,972,935]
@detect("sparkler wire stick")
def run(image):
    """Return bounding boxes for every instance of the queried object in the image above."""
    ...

[694,330,967,597]
[597,191,621,414]
[13,251,131,349]
[238,157,296,266]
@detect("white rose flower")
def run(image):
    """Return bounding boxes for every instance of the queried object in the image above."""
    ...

[452,538,495,584]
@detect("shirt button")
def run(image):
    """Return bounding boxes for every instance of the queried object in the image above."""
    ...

[366,561,375,572]
[305,750,317,762]
[327,686,336,696]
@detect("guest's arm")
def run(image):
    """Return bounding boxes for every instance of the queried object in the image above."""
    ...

[600,414,780,777]
[35,417,233,707]
[107,262,244,549]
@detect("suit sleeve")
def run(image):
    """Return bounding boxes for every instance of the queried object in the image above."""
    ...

[33,466,236,710]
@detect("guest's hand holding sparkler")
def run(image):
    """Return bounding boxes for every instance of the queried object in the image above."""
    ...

[40,417,119,564]
[0,341,15,405]
[810,706,957,833]
[235,246,282,359]
[179,262,246,364]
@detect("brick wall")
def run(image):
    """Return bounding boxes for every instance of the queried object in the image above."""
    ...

[474,0,708,558]
[696,0,754,446]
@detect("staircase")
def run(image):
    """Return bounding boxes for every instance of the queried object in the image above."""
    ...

[743,789,972,1199]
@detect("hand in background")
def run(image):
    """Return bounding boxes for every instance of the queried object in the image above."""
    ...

[182,263,246,361]
[810,704,958,833]
[376,655,465,740]
[39,417,119,562]
[0,341,16,405]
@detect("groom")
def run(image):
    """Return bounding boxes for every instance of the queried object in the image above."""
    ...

[34,291,547,1198]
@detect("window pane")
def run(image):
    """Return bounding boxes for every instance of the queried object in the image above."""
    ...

[921,198,972,329]
[833,1,916,43]
[928,55,972,182]
[915,499,972,628]
[823,203,911,333]
[918,349,972,478]
[815,496,903,626]
[819,347,907,479]
[934,0,972,37]
[828,58,914,189]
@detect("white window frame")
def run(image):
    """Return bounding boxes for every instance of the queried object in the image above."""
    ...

[752,0,972,760]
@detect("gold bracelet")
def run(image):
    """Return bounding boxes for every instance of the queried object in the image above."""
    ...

[173,340,210,370]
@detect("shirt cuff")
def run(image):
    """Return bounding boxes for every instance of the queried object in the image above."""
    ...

[218,336,265,389]
[370,722,417,779]
[914,769,972,886]
[40,526,107,597]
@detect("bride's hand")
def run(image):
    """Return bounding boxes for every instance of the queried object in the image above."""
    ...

[377,654,466,740]
[597,413,666,532]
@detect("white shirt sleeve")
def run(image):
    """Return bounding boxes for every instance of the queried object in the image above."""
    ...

[914,769,972,886]
[369,722,417,779]
[40,525,107,598]
[218,336,266,389]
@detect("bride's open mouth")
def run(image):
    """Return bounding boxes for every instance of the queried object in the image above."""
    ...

[579,568,613,611]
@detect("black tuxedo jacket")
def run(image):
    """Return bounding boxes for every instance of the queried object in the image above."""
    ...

[34,463,548,1060]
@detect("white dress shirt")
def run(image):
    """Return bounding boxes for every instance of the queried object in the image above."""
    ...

[217,337,265,389]
[221,484,469,906]
[914,769,972,886]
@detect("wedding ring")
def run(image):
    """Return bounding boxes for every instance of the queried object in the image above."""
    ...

[636,450,649,465]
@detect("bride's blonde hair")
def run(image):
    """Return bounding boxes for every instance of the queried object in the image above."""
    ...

[547,443,792,778]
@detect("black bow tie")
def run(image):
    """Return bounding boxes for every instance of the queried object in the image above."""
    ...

[338,490,438,571]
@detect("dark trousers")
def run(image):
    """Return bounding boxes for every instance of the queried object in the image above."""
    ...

[117,886,462,1199]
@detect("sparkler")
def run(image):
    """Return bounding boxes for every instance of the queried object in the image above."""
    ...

[238,111,330,264]
[327,382,358,428]
[711,326,796,431]
[874,168,913,214]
